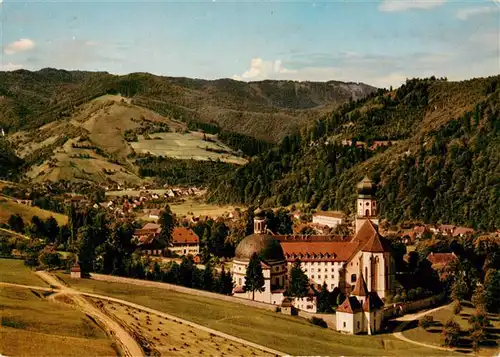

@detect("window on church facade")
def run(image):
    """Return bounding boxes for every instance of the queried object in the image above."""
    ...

[351,274,357,283]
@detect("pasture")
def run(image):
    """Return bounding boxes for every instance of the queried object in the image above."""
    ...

[0,258,48,287]
[57,273,451,356]
[130,132,247,165]
[0,286,116,357]
[0,196,68,226]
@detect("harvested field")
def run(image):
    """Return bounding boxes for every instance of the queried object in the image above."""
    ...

[58,273,451,356]
[93,298,273,356]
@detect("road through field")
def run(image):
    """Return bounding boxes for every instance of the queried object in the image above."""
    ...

[34,272,285,356]
[35,271,144,357]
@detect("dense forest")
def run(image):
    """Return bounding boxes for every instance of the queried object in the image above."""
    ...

[136,156,236,186]
[208,76,500,230]
[0,138,23,180]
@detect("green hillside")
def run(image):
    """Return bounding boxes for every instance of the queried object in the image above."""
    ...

[0,69,375,142]
[208,76,500,230]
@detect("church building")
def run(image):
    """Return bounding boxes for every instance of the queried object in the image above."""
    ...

[232,176,395,317]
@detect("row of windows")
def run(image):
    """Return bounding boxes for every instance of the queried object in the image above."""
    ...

[305,268,337,273]
[310,275,336,280]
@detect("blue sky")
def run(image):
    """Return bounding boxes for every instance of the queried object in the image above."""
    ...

[0,0,498,87]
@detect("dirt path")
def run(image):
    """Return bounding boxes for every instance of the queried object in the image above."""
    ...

[35,271,144,357]
[0,281,57,292]
[392,303,455,353]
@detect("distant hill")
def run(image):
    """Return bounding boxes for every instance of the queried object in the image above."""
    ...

[208,75,500,230]
[6,94,246,185]
[0,68,376,142]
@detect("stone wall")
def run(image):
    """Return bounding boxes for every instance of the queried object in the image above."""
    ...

[91,273,277,311]
[383,292,446,319]
[298,311,337,330]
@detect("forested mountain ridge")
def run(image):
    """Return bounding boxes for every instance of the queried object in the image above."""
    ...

[208,75,500,230]
[0,68,375,142]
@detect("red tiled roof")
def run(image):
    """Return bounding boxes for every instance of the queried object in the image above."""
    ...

[351,272,368,297]
[281,241,359,262]
[274,235,348,242]
[336,296,363,314]
[363,292,384,312]
[452,227,475,236]
[313,211,344,219]
[426,252,458,266]
[352,220,379,246]
[172,227,199,244]
[362,234,390,253]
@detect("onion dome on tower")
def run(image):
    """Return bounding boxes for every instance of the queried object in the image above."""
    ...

[357,176,375,197]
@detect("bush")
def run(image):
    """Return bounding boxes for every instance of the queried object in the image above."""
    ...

[442,319,461,347]
[419,315,434,329]
[452,300,462,315]
[393,294,402,303]
[310,317,327,328]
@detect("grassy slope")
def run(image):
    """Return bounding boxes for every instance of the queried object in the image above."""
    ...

[10,95,245,184]
[403,304,499,355]
[0,196,68,226]
[57,273,450,356]
[0,286,116,357]
[0,258,48,287]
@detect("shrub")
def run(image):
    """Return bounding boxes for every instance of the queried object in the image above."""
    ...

[419,315,434,329]
[442,319,461,347]
[393,294,402,303]
[310,317,327,328]
[452,300,462,315]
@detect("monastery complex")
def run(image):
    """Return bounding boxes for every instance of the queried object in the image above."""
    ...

[232,176,395,334]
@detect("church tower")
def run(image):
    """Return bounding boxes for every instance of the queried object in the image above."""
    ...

[253,208,267,234]
[355,176,379,233]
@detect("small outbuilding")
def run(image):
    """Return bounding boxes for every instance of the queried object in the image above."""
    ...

[71,261,82,279]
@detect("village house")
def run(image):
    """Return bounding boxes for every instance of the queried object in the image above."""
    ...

[133,223,200,257]
[312,211,345,229]
[170,227,200,256]
[426,252,458,280]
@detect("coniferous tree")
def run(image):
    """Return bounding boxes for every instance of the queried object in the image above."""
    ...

[286,260,309,298]
[244,253,265,300]
[222,269,234,295]
[202,260,215,291]
[484,269,500,313]
[317,282,332,313]
[159,204,176,245]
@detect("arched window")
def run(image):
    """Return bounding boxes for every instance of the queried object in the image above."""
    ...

[365,209,370,216]
[351,274,357,283]
[365,267,368,279]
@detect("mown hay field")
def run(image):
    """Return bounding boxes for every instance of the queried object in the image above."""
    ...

[130,132,247,165]
[57,273,452,356]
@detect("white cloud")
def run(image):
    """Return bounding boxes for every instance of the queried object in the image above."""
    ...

[379,0,446,12]
[457,6,497,20]
[3,38,35,55]
[232,58,297,81]
[0,63,24,71]
[85,40,99,46]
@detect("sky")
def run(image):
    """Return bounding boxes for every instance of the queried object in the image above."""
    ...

[0,0,499,88]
